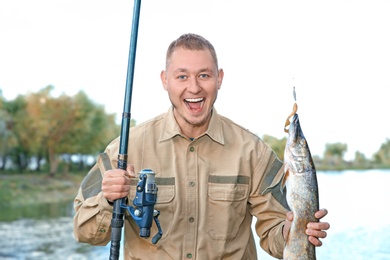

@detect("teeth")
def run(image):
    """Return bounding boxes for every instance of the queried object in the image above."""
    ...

[185,98,203,102]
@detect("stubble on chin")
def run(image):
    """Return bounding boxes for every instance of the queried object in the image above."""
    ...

[172,104,213,129]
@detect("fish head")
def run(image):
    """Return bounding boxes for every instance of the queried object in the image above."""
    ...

[288,114,306,150]
[284,113,315,175]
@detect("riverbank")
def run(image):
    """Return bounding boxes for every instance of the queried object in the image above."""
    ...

[0,173,84,209]
[1,170,389,259]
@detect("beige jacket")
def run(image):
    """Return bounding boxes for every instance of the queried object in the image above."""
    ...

[73,108,288,259]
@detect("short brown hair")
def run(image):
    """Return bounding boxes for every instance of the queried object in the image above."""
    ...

[165,33,219,69]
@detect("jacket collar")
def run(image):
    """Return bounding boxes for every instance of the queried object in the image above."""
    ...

[160,107,225,145]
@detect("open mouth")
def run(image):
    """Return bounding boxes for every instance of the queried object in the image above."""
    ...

[184,98,205,111]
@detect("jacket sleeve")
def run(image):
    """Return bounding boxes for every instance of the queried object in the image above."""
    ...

[73,139,120,245]
[249,143,289,259]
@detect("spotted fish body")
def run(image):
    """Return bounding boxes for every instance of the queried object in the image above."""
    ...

[283,113,319,260]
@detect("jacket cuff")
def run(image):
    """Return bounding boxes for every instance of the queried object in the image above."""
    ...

[98,192,115,212]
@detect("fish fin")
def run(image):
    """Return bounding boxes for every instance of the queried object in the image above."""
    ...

[280,168,289,194]
[284,118,291,133]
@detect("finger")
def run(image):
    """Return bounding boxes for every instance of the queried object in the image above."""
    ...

[315,208,328,219]
[286,211,294,221]
[105,183,131,192]
[104,169,127,179]
[103,169,117,178]
[102,183,131,201]
[308,236,323,247]
[307,221,330,231]
[306,228,327,239]
[103,173,130,186]
[104,192,129,202]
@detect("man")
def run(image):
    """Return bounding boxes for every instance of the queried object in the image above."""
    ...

[73,33,329,259]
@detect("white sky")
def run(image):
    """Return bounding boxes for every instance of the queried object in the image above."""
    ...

[1,0,389,160]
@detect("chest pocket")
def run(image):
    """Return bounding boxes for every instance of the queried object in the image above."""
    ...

[128,177,175,240]
[207,175,249,240]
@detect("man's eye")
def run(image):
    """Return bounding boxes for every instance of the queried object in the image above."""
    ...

[199,74,209,79]
[178,75,187,80]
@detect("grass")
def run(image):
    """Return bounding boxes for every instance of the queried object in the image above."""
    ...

[0,172,84,209]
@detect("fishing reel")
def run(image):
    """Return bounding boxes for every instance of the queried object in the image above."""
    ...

[121,169,163,244]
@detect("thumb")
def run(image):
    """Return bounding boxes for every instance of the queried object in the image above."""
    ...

[283,211,294,241]
[126,164,136,178]
[286,211,294,222]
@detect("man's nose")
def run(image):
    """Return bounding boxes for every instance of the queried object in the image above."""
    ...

[187,77,202,93]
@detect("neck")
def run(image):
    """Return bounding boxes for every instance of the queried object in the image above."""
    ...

[173,109,213,139]
[180,124,207,140]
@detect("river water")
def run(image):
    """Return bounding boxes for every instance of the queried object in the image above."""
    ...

[0,169,389,260]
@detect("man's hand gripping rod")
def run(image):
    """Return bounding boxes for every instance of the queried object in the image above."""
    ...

[109,1,162,259]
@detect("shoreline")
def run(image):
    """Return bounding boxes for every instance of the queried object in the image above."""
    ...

[0,173,83,209]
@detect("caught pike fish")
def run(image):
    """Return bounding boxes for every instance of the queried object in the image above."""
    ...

[283,102,319,260]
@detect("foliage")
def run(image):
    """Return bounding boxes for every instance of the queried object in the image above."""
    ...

[0,86,120,175]
[262,134,286,161]
[262,135,390,170]
[373,138,390,165]
[1,86,389,174]
[322,142,348,166]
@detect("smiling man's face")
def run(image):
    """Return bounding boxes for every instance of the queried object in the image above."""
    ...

[160,47,224,138]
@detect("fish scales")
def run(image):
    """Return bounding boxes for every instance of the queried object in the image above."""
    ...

[283,113,319,260]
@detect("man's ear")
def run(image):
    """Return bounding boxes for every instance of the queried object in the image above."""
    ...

[161,70,168,90]
[217,68,224,89]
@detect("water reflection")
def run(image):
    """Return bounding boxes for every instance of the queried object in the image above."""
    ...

[0,217,109,260]
[0,201,111,260]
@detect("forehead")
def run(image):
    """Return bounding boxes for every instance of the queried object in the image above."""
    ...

[168,47,216,70]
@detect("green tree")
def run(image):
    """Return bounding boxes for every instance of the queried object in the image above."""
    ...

[32,87,118,176]
[33,87,76,174]
[3,86,121,175]
[323,142,348,166]
[373,138,390,166]
[0,96,18,170]
[60,91,120,171]
[3,95,30,171]
[16,89,51,171]
[353,151,371,168]
[262,134,286,161]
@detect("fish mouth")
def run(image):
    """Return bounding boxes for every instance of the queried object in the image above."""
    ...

[288,114,300,142]
[288,114,299,132]
[291,113,299,125]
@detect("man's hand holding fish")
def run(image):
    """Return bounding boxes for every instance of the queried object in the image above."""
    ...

[283,209,330,247]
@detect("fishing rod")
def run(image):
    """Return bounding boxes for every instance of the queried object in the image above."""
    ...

[109,0,140,259]
[109,1,163,259]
